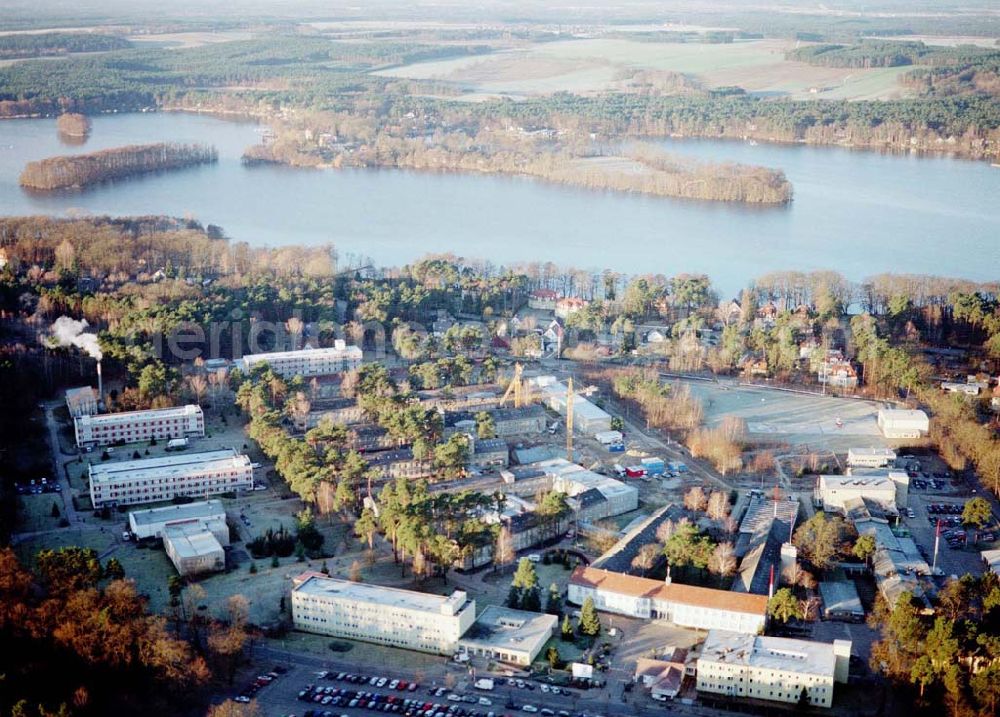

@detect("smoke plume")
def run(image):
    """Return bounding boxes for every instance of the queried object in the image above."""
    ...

[45,316,103,360]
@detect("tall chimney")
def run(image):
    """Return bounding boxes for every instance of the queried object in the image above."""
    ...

[97,361,103,404]
[768,564,775,600]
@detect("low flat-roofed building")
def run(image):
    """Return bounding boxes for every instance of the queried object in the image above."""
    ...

[877,409,929,439]
[291,574,476,655]
[456,606,557,666]
[696,630,851,709]
[534,457,639,520]
[847,447,896,469]
[239,341,362,378]
[816,474,897,514]
[65,386,99,418]
[89,449,252,508]
[75,404,204,447]
[128,499,228,541]
[818,581,864,622]
[531,376,613,434]
[162,521,225,576]
[568,567,768,634]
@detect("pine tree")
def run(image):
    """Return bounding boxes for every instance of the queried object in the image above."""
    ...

[561,614,575,641]
[579,596,601,637]
[545,582,563,616]
[507,585,522,609]
[546,645,562,669]
[104,557,125,580]
[511,557,539,591]
[521,586,541,612]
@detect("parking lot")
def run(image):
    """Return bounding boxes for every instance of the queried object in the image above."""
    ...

[251,662,602,717]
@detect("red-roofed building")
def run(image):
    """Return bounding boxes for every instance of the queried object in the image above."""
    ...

[528,289,559,311]
[555,297,589,319]
[568,566,768,633]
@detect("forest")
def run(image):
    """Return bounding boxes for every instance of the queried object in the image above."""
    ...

[0,31,131,60]
[1,33,998,160]
[19,142,218,190]
[787,40,1000,69]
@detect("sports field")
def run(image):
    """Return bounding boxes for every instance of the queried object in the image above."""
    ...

[681,380,888,451]
[375,38,914,101]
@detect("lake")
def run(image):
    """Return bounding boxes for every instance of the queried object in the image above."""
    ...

[1,112,997,296]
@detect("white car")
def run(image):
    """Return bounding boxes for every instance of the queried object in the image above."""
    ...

[540,685,550,693]
[377,677,388,688]
[478,697,492,706]
[527,554,541,563]
[447,694,463,702]
[522,706,538,713]
[389,679,399,690]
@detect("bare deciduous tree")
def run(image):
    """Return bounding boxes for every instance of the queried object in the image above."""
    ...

[684,486,709,513]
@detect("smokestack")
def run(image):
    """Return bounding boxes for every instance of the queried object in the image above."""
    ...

[97,361,103,404]
[768,564,775,600]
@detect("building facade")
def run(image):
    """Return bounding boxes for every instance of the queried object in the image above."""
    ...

[65,386,99,418]
[74,404,204,447]
[568,567,768,634]
[291,574,476,654]
[696,630,851,709]
[239,341,363,378]
[846,448,897,469]
[89,449,253,508]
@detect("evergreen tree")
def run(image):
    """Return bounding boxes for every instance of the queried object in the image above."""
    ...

[521,586,541,612]
[545,582,563,616]
[506,585,522,609]
[546,645,562,670]
[103,557,125,580]
[579,596,601,637]
[511,557,539,591]
[561,614,575,641]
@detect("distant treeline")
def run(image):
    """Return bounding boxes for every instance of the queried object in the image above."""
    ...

[787,40,1000,69]
[19,142,217,190]
[0,32,131,59]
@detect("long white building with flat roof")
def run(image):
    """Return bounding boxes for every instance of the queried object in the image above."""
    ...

[291,573,476,654]
[75,404,204,447]
[696,630,851,709]
[128,499,228,541]
[239,341,362,378]
[89,449,252,508]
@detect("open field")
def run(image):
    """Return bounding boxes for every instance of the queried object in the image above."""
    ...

[375,38,916,101]
[681,380,887,452]
[126,31,256,49]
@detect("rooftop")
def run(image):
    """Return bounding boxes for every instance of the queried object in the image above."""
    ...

[819,474,895,491]
[76,404,201,426]
[241,343,362,363]
[90,449,249,486]
[699,630,842,677]
[66,386,97,403]
[818,581,864,616]
[129,499,226,527]
[162,521,223,559]
[592,503,684,573]
[571,567,768,616]
[293,574,472,615]
[459,606,557,651]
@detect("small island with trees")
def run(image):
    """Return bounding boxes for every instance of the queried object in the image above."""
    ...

[19,142,218,191]
[55,112,91,138]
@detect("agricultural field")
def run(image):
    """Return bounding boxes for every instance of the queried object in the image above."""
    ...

[375,38,917,101]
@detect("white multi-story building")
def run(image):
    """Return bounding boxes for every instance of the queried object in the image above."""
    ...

[568,567,768,634]
[239,341,363,378]
[74,404,204,447]
[162,521,226,576]
[65,386,99,418]
[877,409,929,439]
[291,573,476,655]
[89,449,252,508]
[128,499,228,541]
[696,630,851,709]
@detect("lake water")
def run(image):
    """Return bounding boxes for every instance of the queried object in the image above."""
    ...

[1,112,997,296]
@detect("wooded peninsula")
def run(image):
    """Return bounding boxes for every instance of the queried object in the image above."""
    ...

[19,142,217,190]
